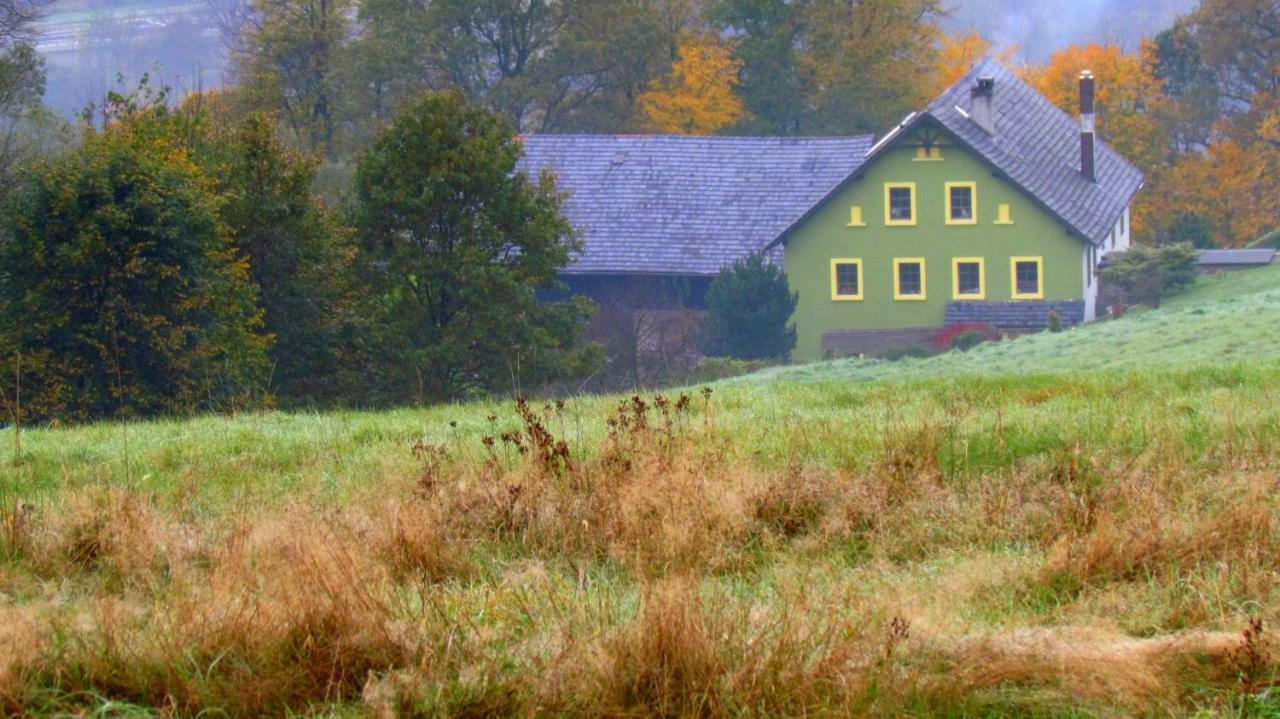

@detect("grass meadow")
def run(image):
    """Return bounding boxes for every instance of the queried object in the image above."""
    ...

[2,267,1280,716]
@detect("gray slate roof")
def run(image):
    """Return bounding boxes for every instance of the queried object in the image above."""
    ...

[517,135,873,275]
[1197,249,1276,266]
[912,58,1143,245]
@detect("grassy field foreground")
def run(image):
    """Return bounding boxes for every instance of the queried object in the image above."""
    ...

[3,269,1280,716]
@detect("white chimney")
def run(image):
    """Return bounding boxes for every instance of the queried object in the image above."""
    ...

[1080,70,1096,182]
[970,76,996,134]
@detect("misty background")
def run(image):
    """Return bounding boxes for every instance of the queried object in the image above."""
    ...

[33,0,1200,119]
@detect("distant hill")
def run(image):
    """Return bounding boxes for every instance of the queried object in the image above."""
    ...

[35,0,225,117]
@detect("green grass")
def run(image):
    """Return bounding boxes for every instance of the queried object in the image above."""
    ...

[3,266,1280,716]
[8,265,1278,515]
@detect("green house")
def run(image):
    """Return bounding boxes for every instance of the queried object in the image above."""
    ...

[519,60,1143,362]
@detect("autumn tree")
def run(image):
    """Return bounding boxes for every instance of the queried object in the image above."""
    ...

[640,38,745,134]
[0,105,269,423]
[931,29,1017,98]
[1141,1,1280,247]
[1028,43,1169,174]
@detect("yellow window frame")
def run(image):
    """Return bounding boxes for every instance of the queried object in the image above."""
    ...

[847,206,865,227]
[995,203,1014,225]
[945,181,978,225]
[951,257,985,300]
[830,258,864,301]
[893,257,927,301]
[1011,256,1045,300]
[884,182,917,226]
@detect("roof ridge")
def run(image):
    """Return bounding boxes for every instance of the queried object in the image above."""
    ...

[520,133,875,141]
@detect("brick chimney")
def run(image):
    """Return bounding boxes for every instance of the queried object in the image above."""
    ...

[970,76,996,134]
[1079,70,1096,182]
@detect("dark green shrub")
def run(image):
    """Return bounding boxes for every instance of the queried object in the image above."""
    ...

[703,253,798,361]
[1100,242,1199,308]
[1047,310,1063,333]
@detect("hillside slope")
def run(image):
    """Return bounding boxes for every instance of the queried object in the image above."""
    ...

[747,263,1280,385]
[5,266,1280,717]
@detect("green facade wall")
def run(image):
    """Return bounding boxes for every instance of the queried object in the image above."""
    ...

[784,133,1086,361]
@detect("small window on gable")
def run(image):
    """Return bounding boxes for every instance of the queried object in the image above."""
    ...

[995,204,1013,225]
[946,182,977,224]
[894,258,926,300]
[1011,257,1044,300]
[914,146,942,161]
[848,206,865,227]
[885,183,916,225]
[831,259,863,301]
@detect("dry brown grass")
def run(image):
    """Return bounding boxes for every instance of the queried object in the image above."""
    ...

[3,392,1280,716]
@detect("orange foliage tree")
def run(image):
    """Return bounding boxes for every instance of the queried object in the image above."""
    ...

[1026,43,1173,240]
[1028,43,1169,176]
[931,30,1017,97]
[639,38,746,135]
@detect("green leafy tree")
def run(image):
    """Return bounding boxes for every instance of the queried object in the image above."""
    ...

[343,0,681,134]
[801,0,942,134]
[710,0,942,135]
[352,92,598,403]
[1,0,55,193]
[0,107,270,424]
[708,0,809,135]
[231,0,352,156]
[703,253,797,361]
[1100,242,1200,309]
[1152,20,1220,153]
[196,111,363,405]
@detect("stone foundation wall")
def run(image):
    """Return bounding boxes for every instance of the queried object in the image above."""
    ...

[821,328,937,358]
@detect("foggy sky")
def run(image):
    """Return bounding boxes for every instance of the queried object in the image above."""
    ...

[34,0,1201,119]
[942,0,1201,62]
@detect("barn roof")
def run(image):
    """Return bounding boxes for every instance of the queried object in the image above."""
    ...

[516,134,874,276]
[1197,249,1276,266]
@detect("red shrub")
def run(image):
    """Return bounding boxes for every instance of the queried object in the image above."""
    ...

[933,322,1000,351]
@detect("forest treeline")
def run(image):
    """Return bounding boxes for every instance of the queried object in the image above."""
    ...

[0,0,1278,423]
